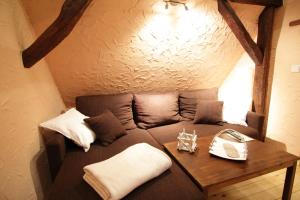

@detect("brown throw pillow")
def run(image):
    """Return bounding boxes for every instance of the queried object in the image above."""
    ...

[179,88,218,120]
[84,110,127,146]
[193,100,223,124]
[134,92,180,129]
[76,94,136,130]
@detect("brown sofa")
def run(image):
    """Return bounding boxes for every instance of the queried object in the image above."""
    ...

[43,91,264,200]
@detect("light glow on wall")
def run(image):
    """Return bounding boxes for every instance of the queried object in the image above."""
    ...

[138,1,215,56]
[138,2,256,122]
[219,53,255,125]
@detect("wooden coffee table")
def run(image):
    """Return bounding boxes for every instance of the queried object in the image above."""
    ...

[163,136,299,200]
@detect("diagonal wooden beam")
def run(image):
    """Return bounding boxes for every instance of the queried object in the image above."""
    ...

[218,0,263,65]
[289,19,300,27]
[253,6,275,141]
[229,0,282,7]
[22,0,93,68]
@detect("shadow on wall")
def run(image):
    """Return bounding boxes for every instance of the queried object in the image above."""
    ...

[30,132,52,200]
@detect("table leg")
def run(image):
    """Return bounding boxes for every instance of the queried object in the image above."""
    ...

[282,162,297,200]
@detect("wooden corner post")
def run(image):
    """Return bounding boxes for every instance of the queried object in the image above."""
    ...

[218,0,282,141]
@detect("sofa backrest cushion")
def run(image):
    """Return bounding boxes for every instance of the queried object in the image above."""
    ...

[134,92,180,129]
[179,88,218,120]
[76,94,136,130]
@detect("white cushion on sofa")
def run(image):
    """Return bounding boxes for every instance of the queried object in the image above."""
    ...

[40,108,96,152]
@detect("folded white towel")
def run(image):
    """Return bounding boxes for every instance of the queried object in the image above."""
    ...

[83,143,172,200]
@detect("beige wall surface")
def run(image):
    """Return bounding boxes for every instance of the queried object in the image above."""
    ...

[267,0,300,156]
[22,0,262,106]
[0,0,65,199]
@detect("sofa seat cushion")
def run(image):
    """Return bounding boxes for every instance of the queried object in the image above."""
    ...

[48,129,204,200]
[148,121,259,145]
[76,94,136,130]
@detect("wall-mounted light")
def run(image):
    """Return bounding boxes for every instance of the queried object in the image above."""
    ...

[164,0,189,11]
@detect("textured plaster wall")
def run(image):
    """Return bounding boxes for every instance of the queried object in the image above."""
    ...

[22,0,262,106]
[267,0,300,156]
[0,0,65,199]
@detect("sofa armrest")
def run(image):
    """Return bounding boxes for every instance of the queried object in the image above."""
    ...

[42,129,66,181]
[246,111,265,141]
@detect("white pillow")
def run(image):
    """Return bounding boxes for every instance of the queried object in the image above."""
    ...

[40,108,96,152]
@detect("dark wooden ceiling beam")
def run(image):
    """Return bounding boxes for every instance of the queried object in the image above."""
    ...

[22,0,93,68]
[229,0,282,7]
[218,0,263,65]
[289,19,300,27]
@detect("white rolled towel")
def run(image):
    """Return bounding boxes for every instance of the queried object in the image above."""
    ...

[83,143,172,200]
